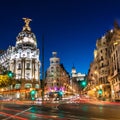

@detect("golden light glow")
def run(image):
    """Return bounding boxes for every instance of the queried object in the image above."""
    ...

[30,88,33,91]
[1,88,4,91]
[94,70,98,75]
[114,42,118,45]
[93,88,96,91]
[100,85,102,89]
[53,80,56,83]
[94,50,97,58]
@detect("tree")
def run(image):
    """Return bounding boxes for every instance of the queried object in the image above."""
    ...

[0,65,20,88]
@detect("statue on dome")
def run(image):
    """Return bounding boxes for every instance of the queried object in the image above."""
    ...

[22,18,32,31]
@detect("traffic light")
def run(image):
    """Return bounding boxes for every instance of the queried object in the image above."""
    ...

[30,90,36,100]
[80,81,87,87]
[7,71,14,78]
[98,89,102,95]
[31,90,36,95]
[58,91,63,96]
[81,81,86,86]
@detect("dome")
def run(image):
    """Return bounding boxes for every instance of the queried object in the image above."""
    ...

[16,18,37,49]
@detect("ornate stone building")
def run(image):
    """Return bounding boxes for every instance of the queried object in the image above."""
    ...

[45,52,70,99]
[108,22,120,101]
[87,21,120,101]
[0,18,41,100]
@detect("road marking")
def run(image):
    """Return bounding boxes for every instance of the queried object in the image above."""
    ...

[91,117,107,120]
[0,112,27,120]
[2,107,32,120]
[2,107,68,120]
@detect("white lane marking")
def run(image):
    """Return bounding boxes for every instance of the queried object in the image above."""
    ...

[2,107,32,120]
[91,118,107,120]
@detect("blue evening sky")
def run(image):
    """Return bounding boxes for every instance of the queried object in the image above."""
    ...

[0,0,120,74]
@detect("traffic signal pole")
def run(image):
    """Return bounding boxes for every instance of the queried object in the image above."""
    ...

[41,34,44,103]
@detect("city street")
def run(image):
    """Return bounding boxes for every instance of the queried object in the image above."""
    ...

[0,101,120,120]
[1,1,120,120]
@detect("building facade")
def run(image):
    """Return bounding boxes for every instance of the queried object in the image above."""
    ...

[0,18,41,100]
[45,52,70,100]
[108,22,120,101]
[71,66,86,95]
[87,21,120,101]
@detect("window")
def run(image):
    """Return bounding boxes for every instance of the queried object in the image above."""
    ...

[102,63,103,67]
[56,61,59,63]
[18,63,21,70]
[26,63,30,70]
[115,64,116,70]
[105,48,107,52]
[19,53,21,58]
[114,54,115,60]
[51,70,54,73]
[26,73,30,79]
[56,67,59,72]
[51,67,54,69]
[101,56,103,60]
[27,52,30,57]
[51,61,54,64]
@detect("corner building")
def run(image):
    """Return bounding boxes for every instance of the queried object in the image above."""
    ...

[0,18,41,100]
[45,52,70,100]
[87,21,120,101]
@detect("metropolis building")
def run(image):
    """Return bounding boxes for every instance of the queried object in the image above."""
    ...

[0,18,41,100]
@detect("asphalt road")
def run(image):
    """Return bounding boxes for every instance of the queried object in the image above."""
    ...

[0,102,120,120]
[58,103,120,120]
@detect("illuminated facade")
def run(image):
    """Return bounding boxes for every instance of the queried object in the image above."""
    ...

[87,21,120,101]
[45,52,70,99]
[108,22,120,101]
[87,35,111,99]
[0,18,41,100]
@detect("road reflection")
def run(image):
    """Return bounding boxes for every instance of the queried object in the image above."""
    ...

[0,103,120,120]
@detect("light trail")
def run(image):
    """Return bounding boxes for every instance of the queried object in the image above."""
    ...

[2,107,32,120]
[2,107,69,120]
[0,111,28,120]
